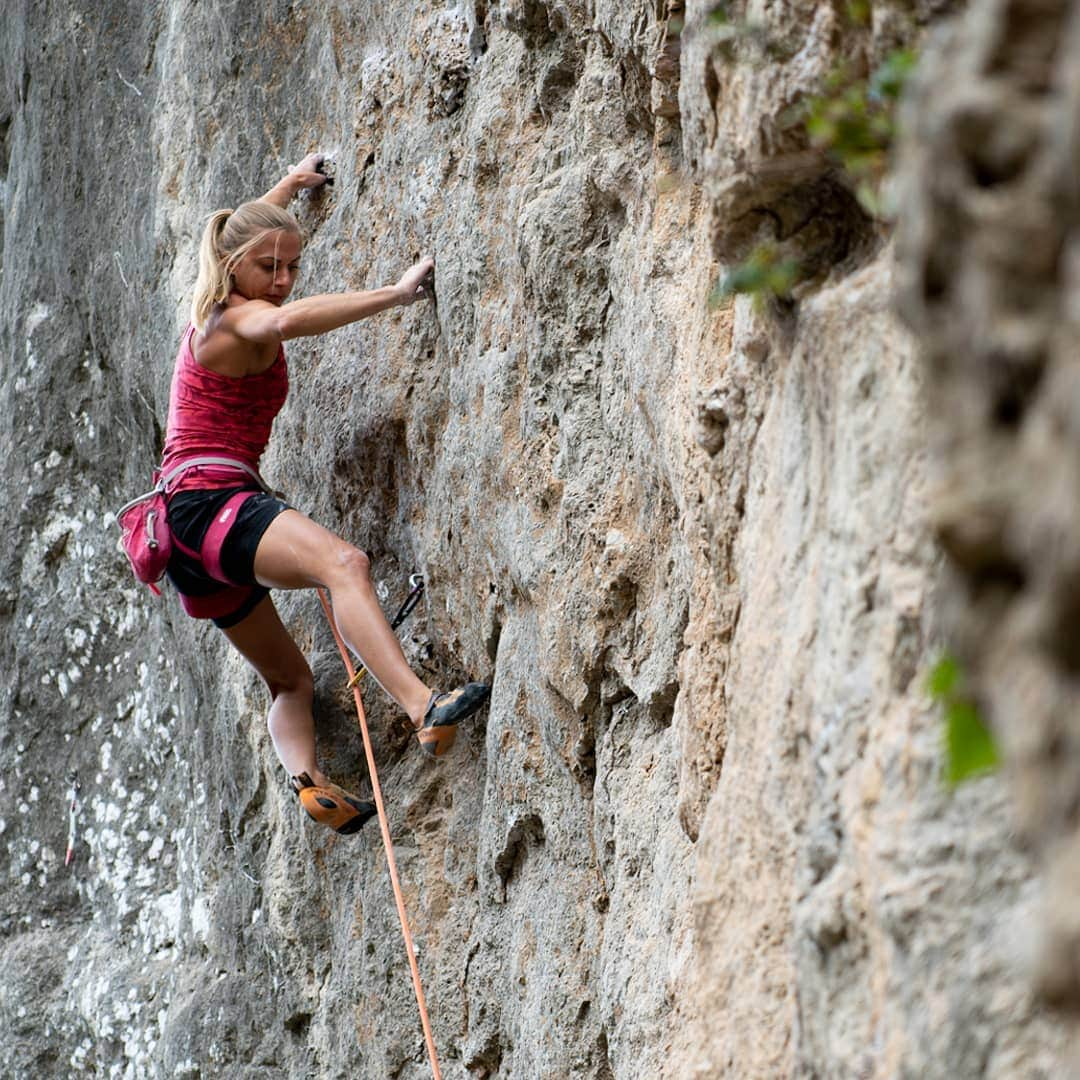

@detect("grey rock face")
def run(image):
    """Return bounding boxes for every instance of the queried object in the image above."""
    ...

[894,0,1080,1053]
[0,0,1068,1076]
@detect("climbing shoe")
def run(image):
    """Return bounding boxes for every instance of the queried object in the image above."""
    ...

[416,682,491,758]
[290,772,376,835]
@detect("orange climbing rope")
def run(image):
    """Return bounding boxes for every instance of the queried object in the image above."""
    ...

[316,586,443,1080]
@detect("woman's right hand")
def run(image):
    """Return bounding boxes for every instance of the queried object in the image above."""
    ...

[288,152,329,190]
[395,258,435,306]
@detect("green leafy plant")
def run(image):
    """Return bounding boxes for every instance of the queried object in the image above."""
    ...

[927,653,1001,787]
[710,242,801,310]
[802,48,917,215]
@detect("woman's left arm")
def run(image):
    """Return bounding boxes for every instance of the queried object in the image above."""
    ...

[261,152,328,208]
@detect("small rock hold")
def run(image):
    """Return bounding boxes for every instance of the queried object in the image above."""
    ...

[695,397,729,456]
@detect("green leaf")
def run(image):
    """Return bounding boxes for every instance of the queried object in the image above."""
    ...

[945,701,1000,786]
[765,259,801,294]
[870,49,917,102]
[708,2,731,25]
[927,654,959,699]
[854,179,884,217]
[800,48,917,219]
[711,244,802,308]
[844,0,872,26]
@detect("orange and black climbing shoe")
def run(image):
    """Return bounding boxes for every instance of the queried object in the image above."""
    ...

[290,773,376,835]
[416,682,491,758]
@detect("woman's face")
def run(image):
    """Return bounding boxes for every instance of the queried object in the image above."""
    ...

[232,229,302,305]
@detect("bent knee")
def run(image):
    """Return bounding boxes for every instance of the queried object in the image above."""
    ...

[266,659,314,700]
[331,543,371,583]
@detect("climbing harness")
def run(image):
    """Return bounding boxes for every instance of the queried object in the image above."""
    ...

[317,585,443,1080]
[64,771,80,867]
[114,456,276,594]
[347,574,425,688]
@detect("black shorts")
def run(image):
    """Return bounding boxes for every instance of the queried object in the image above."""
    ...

[166,486,290,628]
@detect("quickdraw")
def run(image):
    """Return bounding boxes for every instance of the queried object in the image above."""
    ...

[347,574,425,689]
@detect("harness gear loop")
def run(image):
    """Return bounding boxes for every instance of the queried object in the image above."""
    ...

[316,586,443,1080]
[347,575,426,689]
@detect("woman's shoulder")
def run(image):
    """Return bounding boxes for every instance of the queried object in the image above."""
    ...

[193,301,282,378]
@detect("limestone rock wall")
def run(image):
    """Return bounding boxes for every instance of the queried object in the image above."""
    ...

[894,0,1080,1052]
[0,1,1068,1077]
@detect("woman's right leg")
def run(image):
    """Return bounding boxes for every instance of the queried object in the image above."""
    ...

[221,593,377,834]
[250,509,434,727]
[218,593,323,781]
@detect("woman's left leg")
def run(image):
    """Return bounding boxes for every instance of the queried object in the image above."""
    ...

[250,509,435,725]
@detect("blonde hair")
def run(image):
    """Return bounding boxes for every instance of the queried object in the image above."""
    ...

[191,200,302,330]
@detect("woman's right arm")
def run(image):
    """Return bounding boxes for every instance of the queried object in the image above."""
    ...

[230,258,435,343]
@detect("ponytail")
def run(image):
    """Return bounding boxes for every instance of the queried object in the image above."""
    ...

[191,209,234,331]
[190,200,302,330]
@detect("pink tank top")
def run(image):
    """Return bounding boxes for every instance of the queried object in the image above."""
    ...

[160,324,289,493]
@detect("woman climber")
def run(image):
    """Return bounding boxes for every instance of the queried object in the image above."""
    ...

[160,152,489,835]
